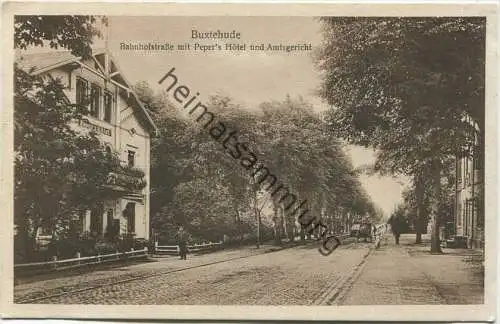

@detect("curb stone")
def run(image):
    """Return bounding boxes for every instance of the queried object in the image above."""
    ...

[313,247,374,305]
[313,232,386,305]
[329,249,372,305]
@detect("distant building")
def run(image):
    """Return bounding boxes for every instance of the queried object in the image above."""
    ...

[16,49,157,241]
[447,114,484,249]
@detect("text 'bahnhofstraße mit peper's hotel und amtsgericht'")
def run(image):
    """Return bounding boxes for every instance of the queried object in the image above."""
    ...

[120,29,311,52]
[119,42,312,53]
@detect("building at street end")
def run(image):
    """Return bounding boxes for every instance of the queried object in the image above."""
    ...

[443,114,484,250]
[16,49,157,241]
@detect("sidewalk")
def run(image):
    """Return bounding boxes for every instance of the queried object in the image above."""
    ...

[338,233,484,305]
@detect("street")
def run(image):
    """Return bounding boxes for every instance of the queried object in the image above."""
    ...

[14,234,484,305]
[16,241,372,305]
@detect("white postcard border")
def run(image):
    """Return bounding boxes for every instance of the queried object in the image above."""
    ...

[1,2,498,322]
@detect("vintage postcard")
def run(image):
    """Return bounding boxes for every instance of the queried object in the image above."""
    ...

[1,2,498,322]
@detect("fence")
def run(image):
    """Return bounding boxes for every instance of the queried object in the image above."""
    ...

[154,241,223,255]
[14,248,149,277]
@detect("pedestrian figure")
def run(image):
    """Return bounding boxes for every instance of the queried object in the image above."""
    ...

[387,214,405,245]
[176,226,189,260]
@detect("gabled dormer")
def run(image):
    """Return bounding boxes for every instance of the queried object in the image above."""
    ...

[16,49,158,136]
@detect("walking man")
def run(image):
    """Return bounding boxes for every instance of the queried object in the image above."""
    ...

[176,226,189,260]
[387,214,404,245]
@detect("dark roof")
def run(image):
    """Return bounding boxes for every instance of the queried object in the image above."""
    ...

[16,51,78,73]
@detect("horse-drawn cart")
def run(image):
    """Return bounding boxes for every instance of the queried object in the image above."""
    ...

[350,222,375,242]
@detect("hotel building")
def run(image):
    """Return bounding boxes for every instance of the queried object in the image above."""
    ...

[16,48,157,241]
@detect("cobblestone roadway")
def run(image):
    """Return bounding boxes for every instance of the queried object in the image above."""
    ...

[31,242,372,305]
[15,244,288,302]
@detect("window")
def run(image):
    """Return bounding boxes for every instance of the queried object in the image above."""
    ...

[76,77,88,106]
[70,212,83,236]
[90,84,101,118]
[106,208,115,238]
[463,158,468,189]
[474,145,483,171]
[125,203,136,234]
[128,150,135,167]
[79,210,85,232]
[476,196,484,228]
[90,207,103,236]
[466,199,474,236]
[457,202,462,226]
[104,91,113,123]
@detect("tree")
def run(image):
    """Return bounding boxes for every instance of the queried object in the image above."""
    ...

[15,16,104,59]
[141,79,382,246]
[316,17,485,253]
[250,96,378,240]
[134,81,189,230]
[137,84,259,243]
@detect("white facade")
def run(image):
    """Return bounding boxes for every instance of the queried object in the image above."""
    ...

[455,155,483,248]
[18,49,156,240]
[453,115,483,249]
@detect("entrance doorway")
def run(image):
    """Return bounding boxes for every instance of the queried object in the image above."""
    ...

[90,205,104,236]
[125,202,136,234]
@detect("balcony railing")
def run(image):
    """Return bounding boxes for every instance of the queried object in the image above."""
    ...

[106,166,146,193]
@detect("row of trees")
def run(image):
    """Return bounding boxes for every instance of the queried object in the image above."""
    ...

[316,17,485,252]
[390,169,456,237]
[14,15,384,256]
[136,82,383,245]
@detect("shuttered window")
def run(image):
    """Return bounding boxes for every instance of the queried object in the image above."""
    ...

[76,77,88,106]
[90,84,101,118]
[104,91,113,123]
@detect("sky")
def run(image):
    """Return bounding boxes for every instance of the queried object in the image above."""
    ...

[95,16,409,217]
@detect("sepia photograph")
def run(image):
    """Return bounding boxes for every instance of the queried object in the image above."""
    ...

[1,3,497,322]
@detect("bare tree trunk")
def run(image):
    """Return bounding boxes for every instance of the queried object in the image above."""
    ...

[415,172,424,244]
[430,160,443,254]
[256,213,260,248]
[282,214,290,240]
[235,209,243,242]
[288,222,294,242]
[17,215,37,262]
[280,206,286,244]
[273,204,280,245]
[252,186,260,249]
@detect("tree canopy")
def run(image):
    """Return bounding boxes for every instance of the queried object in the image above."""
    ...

[15,15,104,58]
[139,80,381,244]
[316,17,485,252]
[13,15,386,254]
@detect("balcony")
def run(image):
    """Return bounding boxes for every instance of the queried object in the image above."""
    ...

[105,166,147,194]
